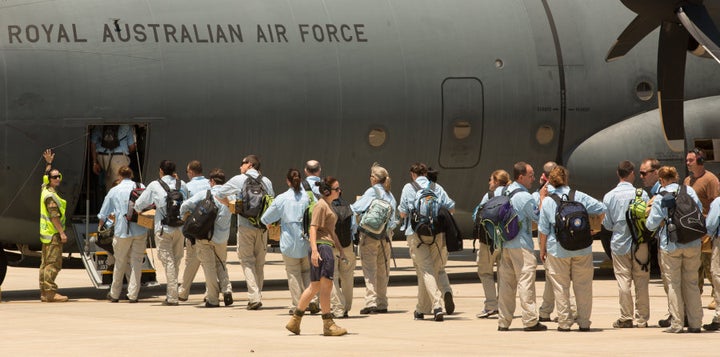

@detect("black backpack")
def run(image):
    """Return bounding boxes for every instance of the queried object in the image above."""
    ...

[660,185,706,244]
[158,179,184,227]
[101,125,120,150]
[238,174,268,221]
[332,197,354,248]
[182,190,218,244]
[410,181,441,244]
[551,190,593,251]
[125,182,153,233]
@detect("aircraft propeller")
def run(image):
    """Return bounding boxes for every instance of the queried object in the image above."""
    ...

[606,0,720,152]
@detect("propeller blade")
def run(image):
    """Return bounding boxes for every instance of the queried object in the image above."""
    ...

[657,21,689,152]
[606,14,660,61]
[677,4,720,64]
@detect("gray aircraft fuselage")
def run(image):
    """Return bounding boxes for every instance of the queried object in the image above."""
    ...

[1,0,720,249]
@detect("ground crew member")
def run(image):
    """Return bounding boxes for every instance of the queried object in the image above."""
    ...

[39,149,69,302]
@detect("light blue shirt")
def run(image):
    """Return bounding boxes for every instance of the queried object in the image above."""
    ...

[532,184,555,206]
[180,185,231,244]
[186,176,211,197]
[707,197,720,238]
[649,181,661,196]
[91,125,135,155]
[398,176,455,236]
[216,168,275,228]
[602,182,648,256]
[352,183,398,231]
[539,185,606,258]
[472,183,537,251]
[97,179,148,238]
[260,188,310,259]
[133,175,189,234]
[646,183,703,252]
[305,176,321,198]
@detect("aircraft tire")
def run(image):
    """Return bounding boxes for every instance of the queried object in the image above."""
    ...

[0,248,7,286]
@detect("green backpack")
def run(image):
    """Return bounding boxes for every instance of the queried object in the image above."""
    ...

[301,181,318,239]
[625,188,654,271]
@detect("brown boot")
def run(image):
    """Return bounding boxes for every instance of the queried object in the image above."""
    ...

[40,290,47,302]
[322,313,347,336]
[45,291,68,302]
[286,309,304,335]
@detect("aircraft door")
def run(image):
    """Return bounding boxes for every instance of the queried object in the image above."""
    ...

[439,77,484,169]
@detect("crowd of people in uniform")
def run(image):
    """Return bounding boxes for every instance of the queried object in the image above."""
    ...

[36,127,720,335]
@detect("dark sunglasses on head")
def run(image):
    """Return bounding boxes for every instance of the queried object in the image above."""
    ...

[639,169,655,177]
[49,174,62,180]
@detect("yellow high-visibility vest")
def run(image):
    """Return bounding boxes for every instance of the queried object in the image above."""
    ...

[40,186,66,244]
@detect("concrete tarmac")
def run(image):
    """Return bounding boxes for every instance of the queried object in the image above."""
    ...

[1,242,718,356]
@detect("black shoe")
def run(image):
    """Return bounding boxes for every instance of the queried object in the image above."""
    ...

[433,308,444,322]
[178,296,188,302]
[247,301,262,310]
[376,308,388,313]
[223,292,233,306]
[360,306,378,315]
[414,311,425,320]
[613,319,634,328]
[687,327,701,333]
[444,291,455,315]
[128,299,138,303]
[658,317,672,328]
[307,302,320,314]
[205,302,220,308]
[162,299,179,306]
[109,298,119,303]
[579,327,591,332]
[703,322,720,331]
[106,293,118,302]
[343,311,349,318]
[538,316,552,322]
[498,326,509,331]
[557,327,571,332]
[524,323,547,332]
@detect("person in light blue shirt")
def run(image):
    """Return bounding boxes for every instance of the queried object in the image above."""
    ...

[495,162,546,331]
[539,165,605,331]
[398,162,455,322]
[645,166,703,333]
[216,154,274,310]
[97,166,148,303]
[133,160,189,305]
[91,125,136,191]
[179,169,232,307]
[352,164,397,315]
[602,160,650,328]
[704,197,720,331]
[261,168,315,314]
[304,160,322,198]
[178,160,212,303]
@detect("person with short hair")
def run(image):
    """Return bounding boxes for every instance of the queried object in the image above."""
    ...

[539,166,605,332]
[639,158,661,196]
[285,177,348,336]
[602,160,650,328]
[133,160,189,306]
[180,169,232,307]
[39,149,69,302]
[647,166,704,333]
[216,154,274,310]
[304,160,322,198]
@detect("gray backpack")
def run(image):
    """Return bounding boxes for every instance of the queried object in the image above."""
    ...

[358,187,393,239]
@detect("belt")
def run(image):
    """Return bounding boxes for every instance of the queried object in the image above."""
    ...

[97,152,126,156]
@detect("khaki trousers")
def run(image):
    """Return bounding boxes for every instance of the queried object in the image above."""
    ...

[711,238,720,323]
[39,234,63,293]
[476,242,498,311]
[212,241,232,295]
[195,240,220,305]
[408,233,445,314]
[237,226,267,304]
[611,245,650,325]
[332,244,356,315]
[282,254,311,311]
[546,253,593,329]
[178,238,201,300]
[358,234,391,310]
[497,248,539,328]
[97,154,130,190]
[110,234,146,300]
[661,246,704,329]
[155,227,185,303]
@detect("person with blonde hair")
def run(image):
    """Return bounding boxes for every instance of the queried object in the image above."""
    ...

[352,163,397,315]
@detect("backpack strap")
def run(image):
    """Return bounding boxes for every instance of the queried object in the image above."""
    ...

[501,186,508,196]
[174,178,181,191]
[301,180,312,192]
[135,182,141,189]
[568,189,576,202]
[487,190,495,199]
[550,193,561,206]
[507,188,523,198]
[372,186,384,200]
[411,181,421,191]
[157,178,171,193]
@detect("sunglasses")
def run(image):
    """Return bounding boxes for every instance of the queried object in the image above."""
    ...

[331,187,342,191]
[639,169,655,177]
[49,174,62,180]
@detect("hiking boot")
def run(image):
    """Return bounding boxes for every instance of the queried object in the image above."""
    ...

[658,317,672,328]
[709,299,717,310]
[612,319,633,328]
[286,310,304,335]
[433,307,444,322]
[703,322,720,331]
[322,313,347,336]
[360,306,377,315]
[524,323,547,332]
[223,292,233,306]
[476,309,498,319]
[444,291,455,315]
[307,301,320,314]
[247,301,263,310]
[40,292,47,302]
[44,291,68,302]
[413,311,424,320]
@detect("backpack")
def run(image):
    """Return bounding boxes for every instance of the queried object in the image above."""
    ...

[158,179,185,227]
[626,188,653,271]
[410,181,441,245]
[660,185,706,244]
[182,190,218,244]
[302,183,318,239]
[101,125,120,150]
[439,206,463,252]
[474,187,522,250]
[551,190,593,251]
[358,187,394,239]
[238,174,272,228]
[125,182,153,233]
[332,197,354,247]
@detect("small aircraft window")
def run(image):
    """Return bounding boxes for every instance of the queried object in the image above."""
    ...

[368,128,386,147]
[453,121,471,140]
[495,59,504,69]
[636,81,654,101]
[536,125,554,145]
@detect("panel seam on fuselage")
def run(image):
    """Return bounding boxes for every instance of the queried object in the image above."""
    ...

[541,0,566,164]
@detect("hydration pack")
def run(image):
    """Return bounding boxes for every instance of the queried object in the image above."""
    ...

[660,185,706,244]
[158,179,185,227]
[101,125,120,150]
[302,181,318,239]
[410,181,440,245]
[474,187,522,251]
[625,188,653,271]
[182,190,218,244]
[332,197,355,247]
[551,190,593,251]
[358,187,393,239]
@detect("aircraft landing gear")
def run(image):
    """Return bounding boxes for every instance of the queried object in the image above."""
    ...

[0,248,7,286]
